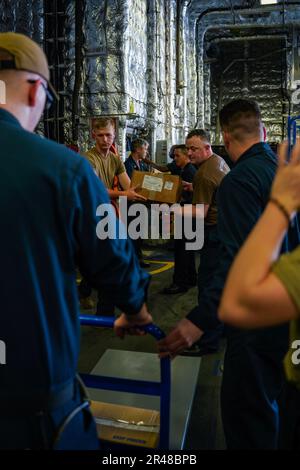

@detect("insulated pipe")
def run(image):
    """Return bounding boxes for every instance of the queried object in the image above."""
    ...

[176,0,181,95]
[146,0,158,160]
[175,0,189,138]
[195,2,300,26]
[209,34,289,43]
[181,1,189,136]
[165,0,172,143]
[206,23,296,31]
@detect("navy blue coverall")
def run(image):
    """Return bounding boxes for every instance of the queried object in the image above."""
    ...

[124,154,149,179]
[187,142,299,449]
[173,162,197,288]
[0,109,149,449]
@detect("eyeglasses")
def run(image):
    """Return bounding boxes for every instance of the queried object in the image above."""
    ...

[27,80,54,110]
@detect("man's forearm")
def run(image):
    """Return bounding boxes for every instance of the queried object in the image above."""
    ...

[108,188,127,199]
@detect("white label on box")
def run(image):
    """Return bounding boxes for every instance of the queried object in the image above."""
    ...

[94,417,159,433]
[142,175,163,192]
[164,181,174,191]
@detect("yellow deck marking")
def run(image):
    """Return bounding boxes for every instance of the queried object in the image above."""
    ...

[146,260,174,275]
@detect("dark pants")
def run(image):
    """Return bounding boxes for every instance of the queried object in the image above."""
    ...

[173,237,197,288]
[0,380,99,450]
[198,225,220,301]
[127,202,145,261]
[196,225,223,347]
[278,380,300,450]
[132,237,143,260]
[78,278,115,316]
[221,324,289,449]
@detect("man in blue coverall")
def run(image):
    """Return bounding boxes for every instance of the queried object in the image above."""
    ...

[124,138,151,267]
[124,138,150,179]
[0,32,152,449]
[159,99,299,449]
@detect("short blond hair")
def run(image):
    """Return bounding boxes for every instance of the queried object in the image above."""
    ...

[92,117,115,131]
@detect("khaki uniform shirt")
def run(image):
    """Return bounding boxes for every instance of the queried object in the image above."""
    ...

[192,154,230,225]
[273,247,300,389]
[84,147,126,189]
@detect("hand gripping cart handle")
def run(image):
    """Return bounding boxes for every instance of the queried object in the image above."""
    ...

[79,315,171,449]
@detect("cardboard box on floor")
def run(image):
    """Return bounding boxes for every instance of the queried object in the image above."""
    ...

[131,170,182,204]
[90,401,160,448]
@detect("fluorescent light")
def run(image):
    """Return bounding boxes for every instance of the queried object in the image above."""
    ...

[260,0,278,4]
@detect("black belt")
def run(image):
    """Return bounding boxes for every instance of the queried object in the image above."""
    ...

[0,380,75,417]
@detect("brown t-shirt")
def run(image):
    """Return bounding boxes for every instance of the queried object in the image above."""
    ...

[84,147,126,189]
[192,153,230,225]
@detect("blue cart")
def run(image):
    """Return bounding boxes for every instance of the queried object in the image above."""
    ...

[79,315,171,449]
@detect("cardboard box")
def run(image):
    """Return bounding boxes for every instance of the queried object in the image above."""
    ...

[131,170,182,204]
[90,401,160,448]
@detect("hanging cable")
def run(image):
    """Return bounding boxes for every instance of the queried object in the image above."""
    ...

[228,0,236,25]
[280,0,288,139]
[72,0,85,143]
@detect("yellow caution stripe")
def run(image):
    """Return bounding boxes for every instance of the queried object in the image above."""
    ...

[146,260,174,275]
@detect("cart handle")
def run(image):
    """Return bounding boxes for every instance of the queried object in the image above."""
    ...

[79,314,166,341]
[79,314,170,449]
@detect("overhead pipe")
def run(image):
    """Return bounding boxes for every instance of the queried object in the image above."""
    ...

[175,0,189,94]
[146,0,158,159]
[195,2,300,26]
[165,0,172,142]
[181,0,189,136]
[209,34,289,43]
[175,0,189,137]
[176,0,181,95]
